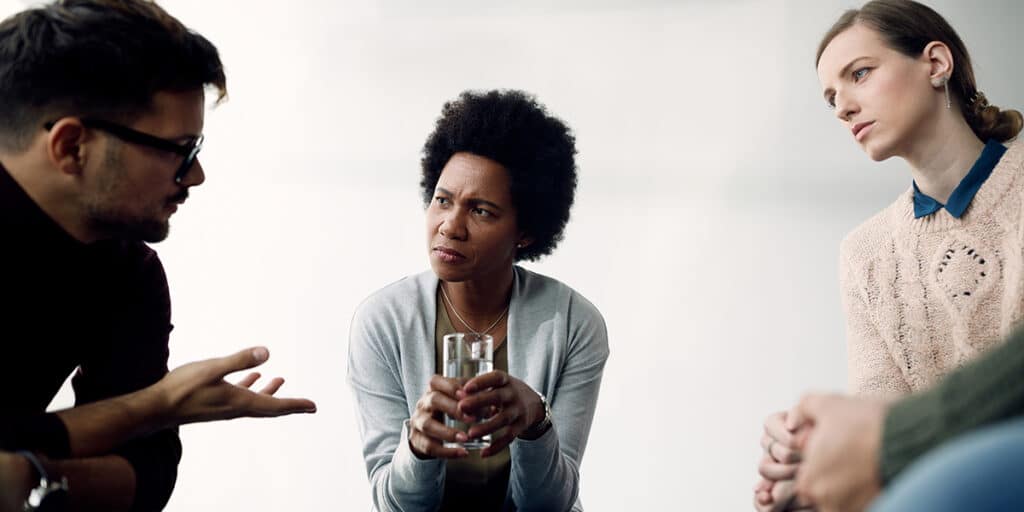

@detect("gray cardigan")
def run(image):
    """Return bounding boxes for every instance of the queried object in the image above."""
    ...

[347,266,609,512]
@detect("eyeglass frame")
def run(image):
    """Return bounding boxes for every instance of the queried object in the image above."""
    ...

[43,118,204,184]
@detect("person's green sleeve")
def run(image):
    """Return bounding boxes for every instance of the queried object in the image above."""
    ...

[880,327,1024,484]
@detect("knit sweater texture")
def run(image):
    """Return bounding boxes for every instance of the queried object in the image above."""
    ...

[840,139,1024,395]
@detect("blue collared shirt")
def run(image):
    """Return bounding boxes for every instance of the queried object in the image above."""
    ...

[913,139,1008,218]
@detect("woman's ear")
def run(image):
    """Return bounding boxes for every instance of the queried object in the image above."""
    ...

[923,40,954,84]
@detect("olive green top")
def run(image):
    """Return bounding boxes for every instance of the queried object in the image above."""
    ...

[435,287,511,511]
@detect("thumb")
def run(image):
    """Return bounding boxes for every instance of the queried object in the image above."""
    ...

[203,346,270,380]
[787,393,824,431]
[793,424,813,451]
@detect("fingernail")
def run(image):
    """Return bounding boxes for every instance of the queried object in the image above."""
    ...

[456,432,467,441]
[252,347,269,363]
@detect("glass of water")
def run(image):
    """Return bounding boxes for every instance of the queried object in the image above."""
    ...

[442,332,494,449]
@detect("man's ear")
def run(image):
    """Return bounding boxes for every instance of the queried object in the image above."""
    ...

[46,118,90,177]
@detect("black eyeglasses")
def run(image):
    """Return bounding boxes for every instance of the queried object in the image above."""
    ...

[44,118,204,184]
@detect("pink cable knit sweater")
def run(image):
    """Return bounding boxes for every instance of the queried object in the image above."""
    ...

[840,138,1024,396]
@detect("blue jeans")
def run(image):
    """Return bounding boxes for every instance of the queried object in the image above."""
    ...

[870,415,1024,512]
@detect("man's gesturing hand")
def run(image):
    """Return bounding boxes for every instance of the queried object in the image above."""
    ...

[155,347,317,427]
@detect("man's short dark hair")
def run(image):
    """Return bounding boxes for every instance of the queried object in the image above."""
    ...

[420,90,578,262]
[0,0,227,152]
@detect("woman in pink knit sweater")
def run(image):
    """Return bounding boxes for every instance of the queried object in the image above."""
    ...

[755,1,1024,510]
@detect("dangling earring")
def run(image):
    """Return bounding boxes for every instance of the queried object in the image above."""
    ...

[932,76,951,109]
[944,78,951,110]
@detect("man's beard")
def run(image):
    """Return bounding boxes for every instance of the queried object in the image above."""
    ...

[82,143,175,243]
[88,211,171,243]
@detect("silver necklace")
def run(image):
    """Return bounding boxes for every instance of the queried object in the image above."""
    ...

[440,283,509,336]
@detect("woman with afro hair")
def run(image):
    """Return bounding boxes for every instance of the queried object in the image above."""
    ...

[348,89,609,512]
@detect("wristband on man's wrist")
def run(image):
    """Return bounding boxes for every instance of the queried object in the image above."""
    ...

[16,450,69,512]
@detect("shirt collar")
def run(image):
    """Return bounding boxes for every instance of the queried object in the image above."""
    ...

[913,139,1008,219]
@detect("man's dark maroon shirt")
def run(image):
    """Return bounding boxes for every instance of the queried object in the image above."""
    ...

[0,163,181,510]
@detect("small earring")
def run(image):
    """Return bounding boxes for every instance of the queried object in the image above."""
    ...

[516,242,525,249]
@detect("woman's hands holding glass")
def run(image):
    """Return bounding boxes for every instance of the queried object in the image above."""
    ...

[456,370,545,457]
[409,375,472,459]
[409,370,545,459]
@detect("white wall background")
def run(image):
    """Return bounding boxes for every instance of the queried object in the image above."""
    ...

[5,0,1023,509]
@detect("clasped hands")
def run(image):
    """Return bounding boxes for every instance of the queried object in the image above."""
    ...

[755,410,812,512]
[409,370,544,459]
[755,395,888,512]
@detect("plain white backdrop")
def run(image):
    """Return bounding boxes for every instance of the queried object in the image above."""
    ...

[4,0,1023,509]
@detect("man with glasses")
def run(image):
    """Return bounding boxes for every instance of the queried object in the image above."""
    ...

[0,1,316,511]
